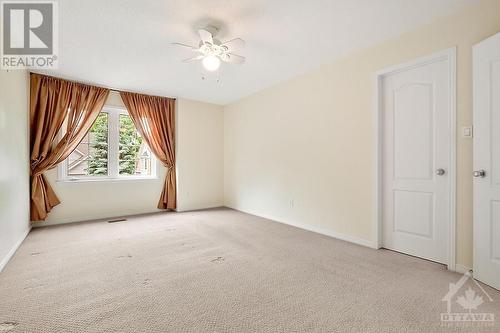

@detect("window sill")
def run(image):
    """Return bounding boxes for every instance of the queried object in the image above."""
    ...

[56,176,159,184]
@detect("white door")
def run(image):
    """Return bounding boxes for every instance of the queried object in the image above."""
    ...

[473,32,500,290]
[381,51,454,265]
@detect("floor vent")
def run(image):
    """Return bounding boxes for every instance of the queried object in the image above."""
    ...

[108,218,127,223]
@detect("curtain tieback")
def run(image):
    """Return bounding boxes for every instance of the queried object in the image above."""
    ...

[31,169,44,178]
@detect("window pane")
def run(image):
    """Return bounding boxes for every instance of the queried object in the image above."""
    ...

[67,113,108,176]
[119,114,152,176]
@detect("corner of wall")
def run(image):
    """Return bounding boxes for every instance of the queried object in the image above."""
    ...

[0,69,31,272]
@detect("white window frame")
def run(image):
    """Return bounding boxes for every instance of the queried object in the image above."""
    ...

[57,105,157,182]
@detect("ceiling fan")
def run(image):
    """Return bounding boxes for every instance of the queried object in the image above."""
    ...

[173,25,245,72]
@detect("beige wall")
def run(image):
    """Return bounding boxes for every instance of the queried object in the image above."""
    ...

[41,91,224,225]
[0,70,30,270]
[176,99,224,211]
[224,0,500,269]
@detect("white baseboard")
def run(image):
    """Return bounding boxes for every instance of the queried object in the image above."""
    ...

[0,227,31,273]
[228,206,377,249]
[176,204,225,213]
[453,264,472,274]
[33,209,164,227]
[34,205,226,227]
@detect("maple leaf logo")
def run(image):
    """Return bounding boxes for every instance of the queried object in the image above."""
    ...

[456,287,484,313]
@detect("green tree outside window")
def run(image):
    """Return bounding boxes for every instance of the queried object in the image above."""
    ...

[87,113,108,175]
[119,114,142,175]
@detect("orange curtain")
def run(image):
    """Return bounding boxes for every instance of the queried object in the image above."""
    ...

[120,92,176,210]
[30,73,109,221]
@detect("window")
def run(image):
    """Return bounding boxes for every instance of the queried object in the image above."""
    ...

[59,106,156,181]
[67,112,109,177]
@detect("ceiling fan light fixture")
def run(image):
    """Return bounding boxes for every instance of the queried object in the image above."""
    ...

[173,26,245,74]
[202,55,221,71]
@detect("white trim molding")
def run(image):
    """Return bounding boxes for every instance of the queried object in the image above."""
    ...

[0,227,31,273]
[454,264,472,275]
[230,207,378,249]
[372,47,457,271]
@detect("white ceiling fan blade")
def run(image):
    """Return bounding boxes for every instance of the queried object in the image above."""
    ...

[223,53,245,64]
[172,42,199,50]
[183,55,204,63]
[198,29,213,45]
[222,38,245,51]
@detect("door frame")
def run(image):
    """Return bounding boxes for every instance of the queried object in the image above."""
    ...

[372,47,457,271]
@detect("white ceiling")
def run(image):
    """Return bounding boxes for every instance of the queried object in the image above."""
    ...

[38,0,478,105]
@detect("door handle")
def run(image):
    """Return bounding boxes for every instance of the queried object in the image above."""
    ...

[473,170,486,178]
[435,168,445,176]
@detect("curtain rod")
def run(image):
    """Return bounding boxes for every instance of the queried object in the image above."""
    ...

[29,71,177,100]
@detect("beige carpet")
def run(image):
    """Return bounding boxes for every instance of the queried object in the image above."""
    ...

[0,208,499,332]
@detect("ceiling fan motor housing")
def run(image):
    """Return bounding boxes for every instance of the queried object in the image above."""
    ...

[203,25,219,37]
